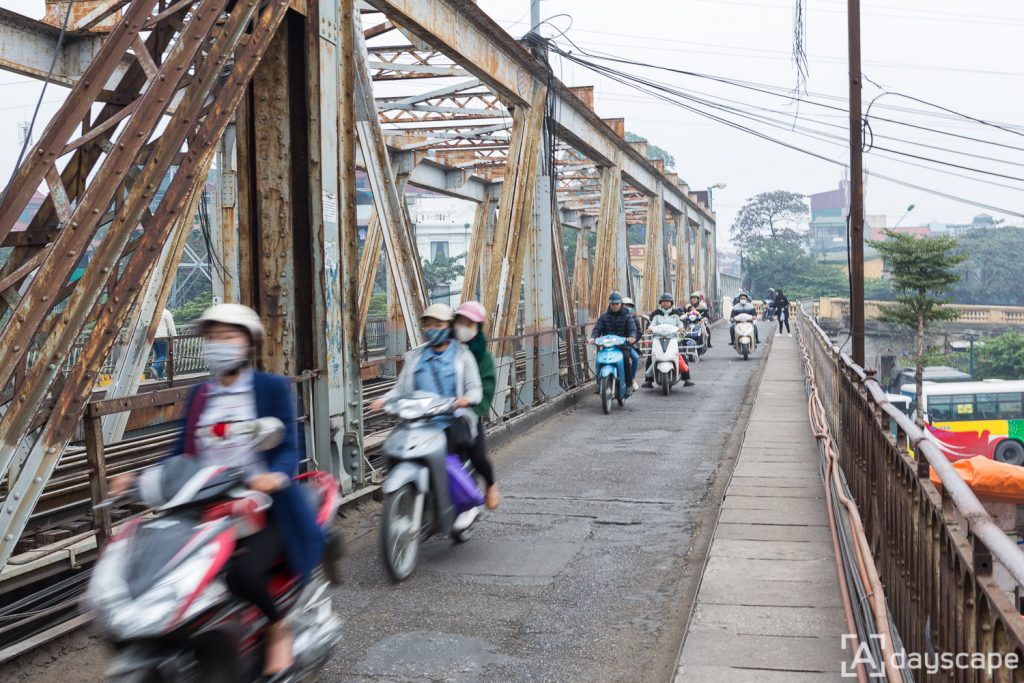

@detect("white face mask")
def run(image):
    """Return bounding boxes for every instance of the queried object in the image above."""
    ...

[204,341,249,376]
[453,323,477,343]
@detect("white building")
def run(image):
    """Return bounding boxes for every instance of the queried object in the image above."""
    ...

[408,194,477,306]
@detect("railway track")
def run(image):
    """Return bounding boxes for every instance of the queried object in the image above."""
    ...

[0,340,585,661]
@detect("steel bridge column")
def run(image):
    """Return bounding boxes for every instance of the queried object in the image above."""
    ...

[523,165,560,403]
[641,187,664,313]
[694,212,704,299]
[212,122,240,304]
[482,83,547,417]
[591,164,621,320]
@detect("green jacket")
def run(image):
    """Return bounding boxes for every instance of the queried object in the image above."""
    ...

[466,331,496,418]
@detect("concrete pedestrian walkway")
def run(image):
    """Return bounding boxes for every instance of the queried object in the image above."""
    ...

[674,332,851,682]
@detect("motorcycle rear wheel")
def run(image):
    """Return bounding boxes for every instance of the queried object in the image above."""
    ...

[381,484,421,582]
[601,376,613,414]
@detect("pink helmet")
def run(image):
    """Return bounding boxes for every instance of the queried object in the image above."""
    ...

[455,300,487,324]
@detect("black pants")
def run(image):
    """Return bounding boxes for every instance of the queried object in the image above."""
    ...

[466,417,495,487]
[227,522,283,622]
[778,313,791,334]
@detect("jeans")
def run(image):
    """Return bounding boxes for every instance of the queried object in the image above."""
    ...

[628,348,640,384]
[151,338,169,379]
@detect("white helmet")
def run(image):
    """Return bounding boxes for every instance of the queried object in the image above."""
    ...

[196,303,264,340]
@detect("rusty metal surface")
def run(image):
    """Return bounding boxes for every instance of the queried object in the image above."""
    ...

[800,306,1024,677]
[0,0,290,569]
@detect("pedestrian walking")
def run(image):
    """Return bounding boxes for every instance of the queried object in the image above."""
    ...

[774,288,791,337]
[152,307,177,378]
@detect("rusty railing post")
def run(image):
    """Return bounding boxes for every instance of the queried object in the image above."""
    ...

[83,411,113,546]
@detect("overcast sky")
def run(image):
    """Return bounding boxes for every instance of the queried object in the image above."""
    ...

[2,0,1022,250]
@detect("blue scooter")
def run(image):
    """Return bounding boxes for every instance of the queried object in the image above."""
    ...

[593,334,629,415]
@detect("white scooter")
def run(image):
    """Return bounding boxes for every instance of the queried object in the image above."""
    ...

[648,314,683,395]
[733,312,757,360]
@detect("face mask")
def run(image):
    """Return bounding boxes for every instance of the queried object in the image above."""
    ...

[204,341,249,376]
[453,324,477,343]
[424,327,451,347]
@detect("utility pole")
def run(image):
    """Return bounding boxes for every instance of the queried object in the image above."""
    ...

[531,0,540,31]
[847,0,865,366]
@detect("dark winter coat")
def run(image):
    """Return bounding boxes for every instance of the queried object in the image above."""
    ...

[592,306,640,340]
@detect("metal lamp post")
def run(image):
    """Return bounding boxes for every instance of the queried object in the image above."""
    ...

[965,329,978,377]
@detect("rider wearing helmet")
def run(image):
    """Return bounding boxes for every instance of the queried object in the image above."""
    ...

[685,292,712,348]
[649,292,684,320]
[111,303,324,676]
[621,297,643,391]
[588,291,639,396]
[729,291,760,345]
[451,301,500,509]
[372,303,483,439]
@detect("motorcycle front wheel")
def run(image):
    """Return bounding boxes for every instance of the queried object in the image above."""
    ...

[380,484,421,582]
[601,376,613,414]
[661,372,671,396]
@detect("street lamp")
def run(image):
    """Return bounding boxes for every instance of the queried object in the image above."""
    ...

[706,182,727,211]
[893,203,916,228]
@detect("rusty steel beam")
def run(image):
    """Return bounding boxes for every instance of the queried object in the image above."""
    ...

[460,188,494,304]
[0,0,229,402]
[590,164,622,321]
[0,0,289,569]
[354,19,428,344]
[0,1,155,244]
[672,209,689,304]
[641,188,664,313]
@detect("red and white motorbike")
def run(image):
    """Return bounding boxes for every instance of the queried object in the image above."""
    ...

[85,418,344,683]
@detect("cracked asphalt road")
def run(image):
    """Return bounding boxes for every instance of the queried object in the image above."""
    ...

[323,326,769,683]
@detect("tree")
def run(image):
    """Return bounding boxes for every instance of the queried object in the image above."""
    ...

[869,231,967,426]
[950,227,1024,306]
[730,191,809,255]
[625,131,675,169]
[422,252,465,292]
[974,332,1024,380]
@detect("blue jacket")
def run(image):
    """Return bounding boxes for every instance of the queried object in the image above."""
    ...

[172,371,324,581]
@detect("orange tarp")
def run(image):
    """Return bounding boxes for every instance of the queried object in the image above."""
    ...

[929,456,1024,504]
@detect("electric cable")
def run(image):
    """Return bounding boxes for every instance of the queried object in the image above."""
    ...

[0,0,74,209]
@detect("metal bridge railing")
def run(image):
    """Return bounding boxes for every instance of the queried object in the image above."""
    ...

[799,305,1024,674]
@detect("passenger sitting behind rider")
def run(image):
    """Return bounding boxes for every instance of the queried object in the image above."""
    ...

[622,297,643,391]
[371,304,482,456]
[110,303,323,677]
[729,292,760,345]
[587,291,639,397]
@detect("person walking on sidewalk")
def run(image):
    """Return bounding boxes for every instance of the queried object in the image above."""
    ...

[152,307,177,379]
[774,288,792,337]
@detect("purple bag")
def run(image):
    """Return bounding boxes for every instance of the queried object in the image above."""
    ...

[446,455,484,513]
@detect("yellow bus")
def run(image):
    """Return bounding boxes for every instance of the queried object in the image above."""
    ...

[912,381,1024,465]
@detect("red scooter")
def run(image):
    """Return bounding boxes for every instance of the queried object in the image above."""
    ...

[85,418,344,682]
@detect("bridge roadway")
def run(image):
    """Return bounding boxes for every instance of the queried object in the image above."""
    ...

[3,323,771,682]
[321,324,769,682]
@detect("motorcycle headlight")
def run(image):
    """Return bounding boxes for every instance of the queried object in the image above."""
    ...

[100,541,224,640]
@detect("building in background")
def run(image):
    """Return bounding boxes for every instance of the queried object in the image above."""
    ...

[408,194,476,306]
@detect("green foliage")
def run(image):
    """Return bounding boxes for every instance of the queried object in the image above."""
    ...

[868,230,967,424]
[730,191,808,255]
[869,231,966,329]
[744,238,846,299]
[367,292,387,318]
[422,252,465,291]
[627,225,645,245]
[171,291,212,324]
[950,227,1024,306]
[625,131,675,169]
[974,332,1024,380]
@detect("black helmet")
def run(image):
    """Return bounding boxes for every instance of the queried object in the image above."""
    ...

[659,292,673,303]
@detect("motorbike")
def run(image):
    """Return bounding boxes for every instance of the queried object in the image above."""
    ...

[762,299,775,321]
[379,392,485,582]
[733,312,758,360]
[593,334,630,414]
[85,418,345,683]
[681,312,707,364]
[648,315,683,396]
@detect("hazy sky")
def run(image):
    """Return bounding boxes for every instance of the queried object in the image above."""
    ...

[2,0,1022,250]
